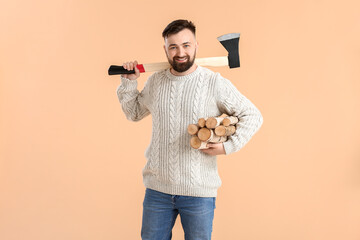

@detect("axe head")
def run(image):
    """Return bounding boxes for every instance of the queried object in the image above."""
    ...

[217,33,240,68]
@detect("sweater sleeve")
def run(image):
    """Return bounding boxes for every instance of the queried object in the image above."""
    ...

[215,74,263,155]
[116,76,151,122]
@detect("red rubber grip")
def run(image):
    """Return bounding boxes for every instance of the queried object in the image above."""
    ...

[137,64,145,73]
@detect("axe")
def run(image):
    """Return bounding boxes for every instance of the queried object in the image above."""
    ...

[108,33,240,75]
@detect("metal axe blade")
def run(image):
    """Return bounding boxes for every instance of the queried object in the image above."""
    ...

[217,33,240,68]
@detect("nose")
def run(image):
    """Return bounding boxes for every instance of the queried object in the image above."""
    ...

[177,46,186,56]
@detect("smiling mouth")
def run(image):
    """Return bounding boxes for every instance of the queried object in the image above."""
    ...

[175,57,188,62]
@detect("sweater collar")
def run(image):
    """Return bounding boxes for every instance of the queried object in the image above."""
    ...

[165,65,202,81]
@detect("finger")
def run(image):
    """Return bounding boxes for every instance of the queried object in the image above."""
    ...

[131,61,137,70]
[134,65,139,72]
[206,143,214,148]
[134,65,140,76]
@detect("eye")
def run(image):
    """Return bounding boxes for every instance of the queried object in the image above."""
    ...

[184,44,190,48]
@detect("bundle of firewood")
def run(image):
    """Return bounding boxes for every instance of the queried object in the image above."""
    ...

[188,113,239,149]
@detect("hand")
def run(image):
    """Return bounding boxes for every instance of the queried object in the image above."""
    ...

[121,60,140,80]
[200,143,226,156]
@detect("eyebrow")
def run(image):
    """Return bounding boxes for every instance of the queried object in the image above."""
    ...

[168,42,191,47]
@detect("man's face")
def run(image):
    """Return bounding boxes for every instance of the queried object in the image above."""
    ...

[164,29,198,75]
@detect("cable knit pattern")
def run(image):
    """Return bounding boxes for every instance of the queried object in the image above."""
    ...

[147,74,162,178]
[190,72,203,186]
[116,66,263,197]
[168,80,181,183]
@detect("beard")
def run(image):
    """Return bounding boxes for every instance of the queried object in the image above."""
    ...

[168,51,196,73]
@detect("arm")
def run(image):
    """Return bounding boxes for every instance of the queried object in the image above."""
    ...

[116,61,151,122]
[216,74,263,155]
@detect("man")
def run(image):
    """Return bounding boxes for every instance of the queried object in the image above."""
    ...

[117,19,263,240]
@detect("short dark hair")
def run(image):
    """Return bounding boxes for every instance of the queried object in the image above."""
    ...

[162,19,196,38]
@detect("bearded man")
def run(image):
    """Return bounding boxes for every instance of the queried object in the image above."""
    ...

[117,19,263,240]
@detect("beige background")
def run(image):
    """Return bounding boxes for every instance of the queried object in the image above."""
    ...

[1,0,360,239]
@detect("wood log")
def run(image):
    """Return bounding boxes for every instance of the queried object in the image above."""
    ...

[218,113,228,118]
[209,135,227,143]
[198,128,228,143]
[205,116,226,129]
[197,128,213,141]
[198,117,208,128]
[222,116,239,126]
[215,125,236,136]
[190,136,208,149]
[187,124,199,135]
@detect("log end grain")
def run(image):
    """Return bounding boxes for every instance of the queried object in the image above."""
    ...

[190,136,208,149]
[214,125,226,136]
[218,113,229,118]
[187,124,199,135]
[197,128,212,141]
[205,117,217,129]
[198,118,207,128]
[222,116,239,126]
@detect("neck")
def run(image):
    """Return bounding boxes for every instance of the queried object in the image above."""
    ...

[170,64,198,76]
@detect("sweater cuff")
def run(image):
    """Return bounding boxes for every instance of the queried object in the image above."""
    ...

[223,141,234,155]
[117,76,138,93]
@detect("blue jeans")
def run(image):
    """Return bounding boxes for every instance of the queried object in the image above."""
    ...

[141,188,216,240]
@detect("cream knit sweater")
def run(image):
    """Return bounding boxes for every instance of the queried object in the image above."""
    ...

[117,66,263,197]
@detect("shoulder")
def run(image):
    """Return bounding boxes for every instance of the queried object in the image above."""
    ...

[200,66,229,81]
[199,66,232,89]
[148,69,167,81]
[198,66,219,79]
[143,69,168,87]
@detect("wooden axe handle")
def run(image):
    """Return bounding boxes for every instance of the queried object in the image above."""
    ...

[108,56,228,75]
